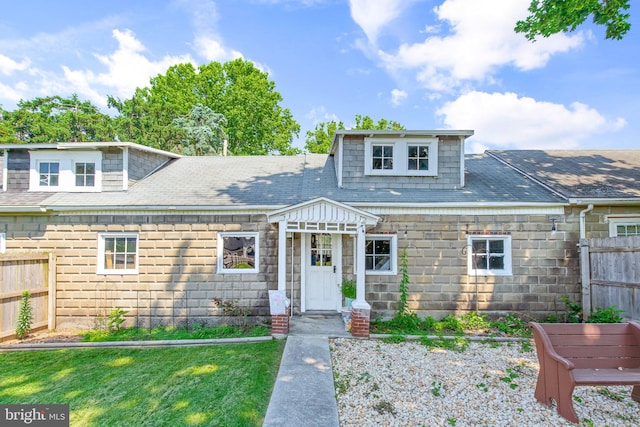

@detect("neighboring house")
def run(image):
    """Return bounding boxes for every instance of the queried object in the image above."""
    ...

[1,135,638,333]
[488,150,640,239]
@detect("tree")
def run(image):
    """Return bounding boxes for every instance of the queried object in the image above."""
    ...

[109,59,300,155]
[173,104,228,156]
[516,0,631,41]
[304,115,405,154]
[3,95,115,142]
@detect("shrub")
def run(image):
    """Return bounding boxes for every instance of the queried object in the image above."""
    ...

[15,291,33,340]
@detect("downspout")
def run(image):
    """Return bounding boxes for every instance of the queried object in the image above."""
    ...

[2,149,8,191]
[579,204,594,239]
[290,232,294,319]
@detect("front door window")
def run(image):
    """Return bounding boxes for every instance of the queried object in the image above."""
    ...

[310,234,332,266]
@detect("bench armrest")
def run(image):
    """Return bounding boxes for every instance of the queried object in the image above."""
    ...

[529,322,575,371]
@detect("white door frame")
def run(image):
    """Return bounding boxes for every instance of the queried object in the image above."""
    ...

[300,232,342,312]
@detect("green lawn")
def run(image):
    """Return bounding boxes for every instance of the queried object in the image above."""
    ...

[0,340,284,426]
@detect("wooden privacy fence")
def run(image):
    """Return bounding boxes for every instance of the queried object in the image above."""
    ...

[580,236,640,321]
[0,252,56,341]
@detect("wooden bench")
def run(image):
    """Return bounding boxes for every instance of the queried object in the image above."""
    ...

[529,321,640,423]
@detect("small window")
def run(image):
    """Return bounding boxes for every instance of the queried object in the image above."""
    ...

[310,233,332,266]
[609,218,640,237]
[365,234,397,275]
[98,233,139,274]
[372,144,393,170]
[218,232,259,273]
[467,235,512,276]
[39,162,59,187]
[75,162,96,187]
[408,145,429,171]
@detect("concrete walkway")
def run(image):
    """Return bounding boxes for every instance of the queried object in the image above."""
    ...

[263,314,350,427]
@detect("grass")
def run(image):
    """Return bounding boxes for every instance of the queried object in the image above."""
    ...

[0,340,284,426]
[83,324,271,342]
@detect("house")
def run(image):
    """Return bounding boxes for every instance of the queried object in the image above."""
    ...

[1,134,639,336]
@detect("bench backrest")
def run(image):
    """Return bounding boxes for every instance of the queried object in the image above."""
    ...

[533,322,640,369]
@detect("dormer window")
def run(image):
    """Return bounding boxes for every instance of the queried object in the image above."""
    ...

[38,162,59,187]
[364,137,438,176]
[29,150,102,192]
[75,162,96,187]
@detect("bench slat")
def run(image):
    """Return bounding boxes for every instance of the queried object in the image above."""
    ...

[548,334,638,346]
[552,345,640,360]
[539,324,633,335]
[573,368,640,386]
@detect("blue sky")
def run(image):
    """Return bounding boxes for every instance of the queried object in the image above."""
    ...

[1,0,638,153]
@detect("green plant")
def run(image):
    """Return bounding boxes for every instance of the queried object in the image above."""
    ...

[447,418,457,426]
[560,295,583,323]
[397,248,411,317]
[500,367,519,390]
[381,333,407,344]
[459,312,490,331]
[341,278,356,300]
[420,336,469,352]
[491,313,531,337]
[587,306,624,323]
[107,307,128,331]
[15,291,33,340]
[431,380,442,397]
[373,400,397,416]
[475,383,488,392]
[212,297,251,326]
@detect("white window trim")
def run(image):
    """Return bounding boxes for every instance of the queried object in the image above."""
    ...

[365,234,397,275]
[97,232,139,275]
[0,233,5,254]
[364,137,438,176]
[29,150,102,192]
[608,217,640,237]
[217,232,260,274]
[467,235,512,277]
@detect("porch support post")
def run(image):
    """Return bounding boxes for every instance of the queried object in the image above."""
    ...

[352,220,371,338]
[356,220,366,302]
[277,220,287,291]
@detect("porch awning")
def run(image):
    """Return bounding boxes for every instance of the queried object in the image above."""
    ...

[267,197,380,233]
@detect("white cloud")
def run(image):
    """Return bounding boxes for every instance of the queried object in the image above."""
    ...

[390,88,407,107]
[64,29,194,107]
[0,54,31,75]
[305,105,339,125]
[349,0,415,43]
[437,91,626,151]
[194,36,243,62]
[377,0,584,92]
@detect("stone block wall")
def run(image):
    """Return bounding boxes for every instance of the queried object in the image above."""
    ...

[2,213,277,329]
[364,212,581,321]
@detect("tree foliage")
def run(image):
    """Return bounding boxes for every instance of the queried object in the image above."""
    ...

[304,115,405,154]
[516,0,631,41]
[0,95,115,143]
[173,104,227,156]
[109,59,300,155]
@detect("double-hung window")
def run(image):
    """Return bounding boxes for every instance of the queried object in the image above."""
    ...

[218,232,259,273]
[364,138,438,176]
[98,233,139,274]
[467,235,512,276]
[364,234,397,275]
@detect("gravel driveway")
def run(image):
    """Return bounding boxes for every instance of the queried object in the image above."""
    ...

[330,338,639,427]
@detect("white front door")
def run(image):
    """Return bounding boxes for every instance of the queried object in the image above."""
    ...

[304,233,341,311]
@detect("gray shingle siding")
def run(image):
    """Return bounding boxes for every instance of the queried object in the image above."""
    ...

[339,135,462,190]
[102,148,124,191]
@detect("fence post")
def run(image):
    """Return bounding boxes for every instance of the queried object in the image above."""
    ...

[48,252,57,330]
[579,238,591,319]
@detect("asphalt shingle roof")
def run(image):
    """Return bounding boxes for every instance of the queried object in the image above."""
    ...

[37,152,564,209]
[489,150,640,199]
